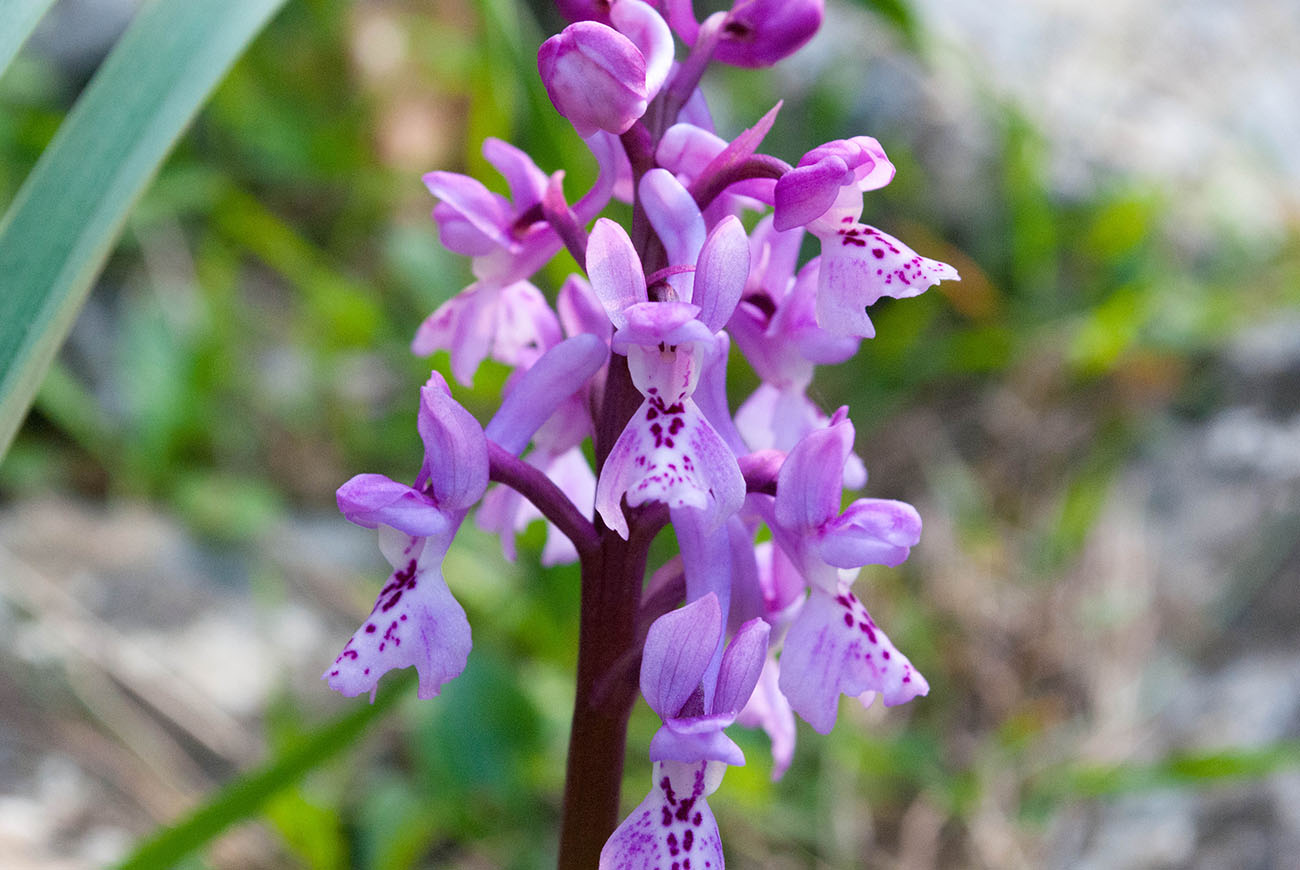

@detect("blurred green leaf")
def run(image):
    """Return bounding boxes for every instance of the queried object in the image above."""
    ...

[0,0,57,81]
[265,789,348,870]
[1025,740,1300,814]
[0,0,288,461]
[115,672,413,870]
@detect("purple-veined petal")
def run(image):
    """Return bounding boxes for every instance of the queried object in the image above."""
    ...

[818,498,921,569]
[599,761,725,870]
[324,542,471,700]
[336,474,448,538]
[609,0,673,99]
[640,593,723,720]
[692,215,749,333]
[736,654,797,780]
[587,218,647,329]
[778,585,928,733]
[417,374,489,510]
[774,413,854,534]
[639,169,705,288]
[487,334,607,455]
[712,617,770,715]
[816,223,959,338]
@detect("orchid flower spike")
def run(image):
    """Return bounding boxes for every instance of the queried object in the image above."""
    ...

[325,373,489,700]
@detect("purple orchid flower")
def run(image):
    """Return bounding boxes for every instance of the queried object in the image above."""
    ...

[587,217,748,538]
[760,410,929,733]
[325,373,488,700]
[415,135,622,383]
[773,136,959,338]
[600,593,767,869]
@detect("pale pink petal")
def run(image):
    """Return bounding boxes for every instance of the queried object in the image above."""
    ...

[640,593,722,720]
[595,397,743,539]
[692,215,749,333]
[417,377,489,510]
[609,0,674,99]
[599,761,725,870]
[324,545,471,700]
[778,585,928,733]
[816,223,959,338]
[587,218,647,329]
[736,654,797,780]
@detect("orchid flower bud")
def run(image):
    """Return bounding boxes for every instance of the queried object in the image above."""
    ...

[538,21,649,137]
[664,0,824,68]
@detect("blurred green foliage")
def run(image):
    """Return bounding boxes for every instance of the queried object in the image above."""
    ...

[4,0,1300,867]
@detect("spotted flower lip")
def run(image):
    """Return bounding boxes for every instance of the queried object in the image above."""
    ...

[815,221,960,339]
[599,760,726,870]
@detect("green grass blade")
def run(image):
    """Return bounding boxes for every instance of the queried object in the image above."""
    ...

[0,0,57,79]
[0,0,288,460]
[115,673,413,870]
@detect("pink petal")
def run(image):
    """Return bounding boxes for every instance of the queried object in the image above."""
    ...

[324,544,471,700]
[417,376,489,510]
[599,761,725,870]
[640,593,723,720]
[336,474,448,538]
[736,655,797,780]
[639,169,705,284]
[712,617,770,715]
[778,585,928,733]
[816,223,959,337]
[609,0,674,99]
[587,218,647,328]
[773,413,854,533]
[692,215,749,333]
[818,498,921,569]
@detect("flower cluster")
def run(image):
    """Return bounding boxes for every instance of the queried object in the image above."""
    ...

[326,0,957,865]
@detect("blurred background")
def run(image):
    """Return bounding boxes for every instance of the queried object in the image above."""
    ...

[2,0,1299,867]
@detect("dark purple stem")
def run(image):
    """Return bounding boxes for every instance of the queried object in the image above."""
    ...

[487,441,600,561]
[543,179,590,267]
[689,153,792,213]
